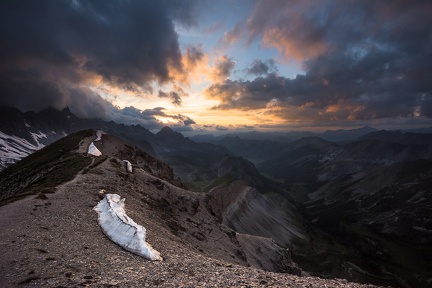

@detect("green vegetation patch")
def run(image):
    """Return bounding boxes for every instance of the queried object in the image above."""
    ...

[0,130,94,205]
[185,174,235,192]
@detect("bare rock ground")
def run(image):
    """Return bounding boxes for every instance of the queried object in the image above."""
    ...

[0,135,388,287]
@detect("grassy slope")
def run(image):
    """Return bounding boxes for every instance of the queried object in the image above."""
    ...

[185,174,235,192]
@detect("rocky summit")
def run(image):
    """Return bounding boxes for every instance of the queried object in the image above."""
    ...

[0,130,386,287]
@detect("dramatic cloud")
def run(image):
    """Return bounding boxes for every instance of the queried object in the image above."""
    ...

[209,0,432,125]
[0,0,195,117]
[108,106,196,131]
[221,1,328,60]
[184,45,205,69]
[246,59,278,76]
[210,55,236,82]
[206,50,432,123]
[172,44,210,85]
[220,23,243,47]
[158,84,189,106]
[159,91,181,106]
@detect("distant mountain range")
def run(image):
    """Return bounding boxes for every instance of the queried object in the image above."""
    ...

[190,125,379,144]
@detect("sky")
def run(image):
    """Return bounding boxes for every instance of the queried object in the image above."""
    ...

[1,0,432,135]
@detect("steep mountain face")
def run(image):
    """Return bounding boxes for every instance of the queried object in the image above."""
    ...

[0,130,338,287]
[0,106,68,169]
[0,131,45,170]
[0,106,65,146]
[207,180,308,248]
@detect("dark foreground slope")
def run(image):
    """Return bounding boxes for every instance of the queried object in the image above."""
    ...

[0,130,384,287]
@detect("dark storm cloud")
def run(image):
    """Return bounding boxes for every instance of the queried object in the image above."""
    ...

[213,0,432,123]
[158,85,188,106]
[158,90,182,106]
[206,73,308,110]
[246,59,278,76]
[140,107,195,127]
[185,45,205,68]
[109,106,196,131]
[104,106,162,129]
[0,0,195,117]
[211,55,236,82]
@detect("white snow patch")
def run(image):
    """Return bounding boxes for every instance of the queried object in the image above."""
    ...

[24,122,31,128]
[346,261,372,276]
[408,191,426,203]
[413,226,432,234]
[30,131,47,148]
[93,194,162,261]
[123,160,133,173]
[0,131,43,169]
[94,130,105,141]
[88,142,102,156]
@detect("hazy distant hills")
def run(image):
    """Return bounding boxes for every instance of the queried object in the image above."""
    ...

[358,129,432,144]
[258,133,432,186]
[189,127,379,165]
[190,125,378,144]
[320,125,378,142]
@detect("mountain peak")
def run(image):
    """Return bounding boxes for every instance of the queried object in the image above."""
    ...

[37,106,74,120]
[358,125,377,132]
[61,106,72,114]
[159,126,174,133]
[156,126,184,139]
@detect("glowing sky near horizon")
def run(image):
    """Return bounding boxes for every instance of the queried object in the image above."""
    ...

[0,0,432,134]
